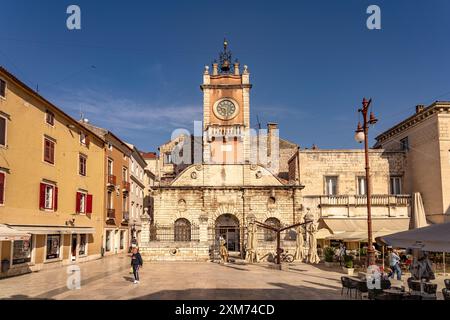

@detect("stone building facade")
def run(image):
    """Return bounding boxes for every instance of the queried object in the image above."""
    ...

[139,42,413,261]
[375,102,450,224]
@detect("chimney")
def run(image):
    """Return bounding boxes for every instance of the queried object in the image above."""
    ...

[416,105,425,114]
[267,123,278,157]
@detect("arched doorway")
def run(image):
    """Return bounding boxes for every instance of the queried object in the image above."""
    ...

[215,214,240,253]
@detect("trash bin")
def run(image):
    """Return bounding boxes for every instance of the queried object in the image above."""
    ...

[1,259,10,273]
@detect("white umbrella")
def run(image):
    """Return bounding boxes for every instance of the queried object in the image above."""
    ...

[410,192,428,229]
[376,222,450,252]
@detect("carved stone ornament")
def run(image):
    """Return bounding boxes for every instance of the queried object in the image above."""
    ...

[191,171,198,179]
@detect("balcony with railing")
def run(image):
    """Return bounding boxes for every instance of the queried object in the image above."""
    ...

[122,211,129,223]
[122,181,130,193]
[107,174,116,189]
[303,194,411,218]
[106,208,115,220]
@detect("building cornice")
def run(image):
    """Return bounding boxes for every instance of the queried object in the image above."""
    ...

[200,84,252,90]
[0,66,105,146]
[375,101,450,145]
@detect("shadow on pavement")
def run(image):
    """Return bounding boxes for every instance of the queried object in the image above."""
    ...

[132,282,340,300]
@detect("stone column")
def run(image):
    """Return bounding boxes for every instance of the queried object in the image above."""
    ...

[140,208,151,245]
[199,213,209,243]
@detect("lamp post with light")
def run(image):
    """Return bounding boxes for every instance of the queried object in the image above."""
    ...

[354,98,378,267]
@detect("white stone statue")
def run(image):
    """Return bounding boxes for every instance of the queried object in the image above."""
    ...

[245,222,259,263]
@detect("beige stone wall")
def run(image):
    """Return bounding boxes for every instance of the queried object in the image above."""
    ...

[379,114,444,221]
[298,149,405,196]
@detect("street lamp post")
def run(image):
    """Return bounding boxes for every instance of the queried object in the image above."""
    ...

[354,98,378,267]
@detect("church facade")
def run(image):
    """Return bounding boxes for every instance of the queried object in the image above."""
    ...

[139,42,412,262]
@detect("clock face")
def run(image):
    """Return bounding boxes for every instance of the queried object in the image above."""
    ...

[214,99,238,120]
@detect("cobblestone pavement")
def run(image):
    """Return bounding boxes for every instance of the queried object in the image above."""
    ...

[1,254,444,300]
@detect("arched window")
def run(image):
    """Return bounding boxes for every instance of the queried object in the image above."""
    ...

[264,217,281,241]
[174,218,191,242]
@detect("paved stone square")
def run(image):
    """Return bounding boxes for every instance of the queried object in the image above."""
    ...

[0,254,350,300]
[1,254,446,300]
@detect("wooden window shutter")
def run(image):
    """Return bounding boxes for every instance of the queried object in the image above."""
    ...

[39,183,46,209]
[76,192,81,213]
[54,187,58,211]
[0,172,4,204]
[85,135,90,148]
[50,141,55,163]
[86,194,93,217]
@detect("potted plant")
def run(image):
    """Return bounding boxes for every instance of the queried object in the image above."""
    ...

[324,247,335,267]
[343,255,354,276]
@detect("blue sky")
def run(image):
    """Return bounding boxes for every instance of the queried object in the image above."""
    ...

[1,0,450,152]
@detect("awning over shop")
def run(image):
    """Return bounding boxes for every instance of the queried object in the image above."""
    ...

[8,225,95,235]
[317,218,410,241]
[0,224,31,241]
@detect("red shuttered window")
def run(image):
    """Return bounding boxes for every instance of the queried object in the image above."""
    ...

[0,172,5,205]
[39,182,56,210]
[44,137,55,164]
[86,194,93,218]
[76,192,82,213]
[76,192,92,215]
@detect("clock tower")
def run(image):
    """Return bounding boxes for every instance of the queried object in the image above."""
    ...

[201,40,252,164]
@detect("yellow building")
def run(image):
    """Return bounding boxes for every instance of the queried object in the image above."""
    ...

[0,67,105,278]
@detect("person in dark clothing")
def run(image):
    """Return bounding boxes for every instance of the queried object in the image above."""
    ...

[130,247,143,284]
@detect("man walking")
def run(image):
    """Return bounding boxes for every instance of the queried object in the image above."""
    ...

[130,247,143,284]
[388,248,402,280]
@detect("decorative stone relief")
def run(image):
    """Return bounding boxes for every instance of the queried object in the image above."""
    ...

[178,199,187,212]
[191,172,198,179]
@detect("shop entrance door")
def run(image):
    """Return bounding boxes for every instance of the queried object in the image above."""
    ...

[71,234,77,261]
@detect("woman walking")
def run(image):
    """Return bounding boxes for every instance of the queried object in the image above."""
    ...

[130,247,143,284]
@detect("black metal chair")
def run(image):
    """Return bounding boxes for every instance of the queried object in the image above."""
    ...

[380,279,391,290]
[356,280,369,299]
[444,279,450,290]
[347,278,359,298]
[424,283,437,295]
[340,276,348,296]
[443,288,450,300]
[407,277,414,292]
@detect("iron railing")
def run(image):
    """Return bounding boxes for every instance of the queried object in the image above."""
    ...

[149,223,200,242]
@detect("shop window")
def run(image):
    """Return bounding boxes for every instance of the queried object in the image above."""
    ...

[79,234,87,256]
[105,230,112,252]
[46,234,61,260]
[120,231,125,250]
[12,238,32,265]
